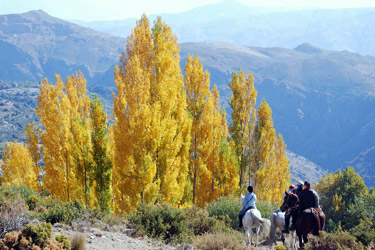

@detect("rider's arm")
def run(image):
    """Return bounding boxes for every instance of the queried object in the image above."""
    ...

[313,190,319,207]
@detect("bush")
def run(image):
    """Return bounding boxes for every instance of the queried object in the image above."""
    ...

[206,196,241,230]
[305,231,363,250]
[129,202,190,243]
[22,223,52,246]
[71,233,85,250]
[55,234,71,249]
[183,206,217,235]
[192,232,247,250]
[42,198,84,225]
[27,195,41,211]
[0,193,28,237]
[0,223,68,250]
[349,220,375,247]
[256,200,279,218]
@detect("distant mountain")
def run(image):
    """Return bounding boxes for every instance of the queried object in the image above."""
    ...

[347,147,375,186]
[73,1,375,56]
[0,10,125,83]
[1,11,375,186]
[177,42,375,187]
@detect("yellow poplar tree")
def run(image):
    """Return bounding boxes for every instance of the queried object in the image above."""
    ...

[253,99,289,202]
[24,122,41,168]
[112,15,191,213]
[1,141,40,190]
[184,54,210,205]
[229,70,257,188]
[198,86,238,206]
[36,73,92,205]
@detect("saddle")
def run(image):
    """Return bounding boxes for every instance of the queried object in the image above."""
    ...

[302,207,317,214]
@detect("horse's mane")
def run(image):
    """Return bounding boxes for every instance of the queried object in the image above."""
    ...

[287,192,299,207]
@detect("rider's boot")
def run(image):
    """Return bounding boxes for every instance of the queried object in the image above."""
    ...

[289,224,295,231]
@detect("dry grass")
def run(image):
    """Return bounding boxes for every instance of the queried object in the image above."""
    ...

[71,233,86,250]
[193,232,247,250]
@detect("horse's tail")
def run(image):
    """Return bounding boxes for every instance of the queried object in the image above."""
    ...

[269,211,277,245]
[312,209,321,236]
[253,214,271,236]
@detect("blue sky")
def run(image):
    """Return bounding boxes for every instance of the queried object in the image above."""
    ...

[2,0,375,21]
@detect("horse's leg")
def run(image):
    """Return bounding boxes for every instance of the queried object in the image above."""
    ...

[291,231,297,250]
[281,232,285,246]
[303,233,308,244]
[255,226,260,247]
[250,228,254,245]
[246,229,250,245]
[298,234,303,250]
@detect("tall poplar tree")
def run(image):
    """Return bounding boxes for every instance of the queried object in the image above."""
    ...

[91,95,112,213]
[184,54,210,205]
[112,15,191,213]
[199,86,238,206]
[229,70,257,188]
[36,73,93,205]
[253,99,289,202]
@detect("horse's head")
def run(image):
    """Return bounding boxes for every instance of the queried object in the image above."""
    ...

[280,192,298,212]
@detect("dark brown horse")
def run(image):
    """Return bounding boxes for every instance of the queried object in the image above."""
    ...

[280,192,325,249]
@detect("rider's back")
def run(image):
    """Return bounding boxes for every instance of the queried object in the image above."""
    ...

[299,189,318,210]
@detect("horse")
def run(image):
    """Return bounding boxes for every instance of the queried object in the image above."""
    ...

[241,194,270,246]
[280,192,325,249]
[269,209,297,250]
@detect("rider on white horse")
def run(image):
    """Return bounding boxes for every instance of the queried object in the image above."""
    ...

[238,185,256,228]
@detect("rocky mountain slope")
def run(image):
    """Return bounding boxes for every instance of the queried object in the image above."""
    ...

[0,10,125,83]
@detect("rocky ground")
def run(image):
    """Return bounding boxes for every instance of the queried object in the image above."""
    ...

[51,222,283,250]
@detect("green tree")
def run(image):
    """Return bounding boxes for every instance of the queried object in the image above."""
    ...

[315,167,368,231]
[91,95,112,213]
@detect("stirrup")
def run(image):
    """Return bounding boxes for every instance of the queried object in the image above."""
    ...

[282,228,289,234]
[289,225,295,231]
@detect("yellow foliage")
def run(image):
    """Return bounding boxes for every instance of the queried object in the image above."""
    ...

[1,141,40,190]
[229,70,257,188]
[36,73,93,206]
[112,15,191,213]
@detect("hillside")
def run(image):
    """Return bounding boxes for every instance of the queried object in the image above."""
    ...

[0,10,125,83]
[1,10,374,186]
[73,1,375,56]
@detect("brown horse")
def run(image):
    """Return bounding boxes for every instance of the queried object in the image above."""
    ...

[280,192,325,249]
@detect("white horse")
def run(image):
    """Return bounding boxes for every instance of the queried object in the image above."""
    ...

[241,195,270,246]
[269,209,297,250]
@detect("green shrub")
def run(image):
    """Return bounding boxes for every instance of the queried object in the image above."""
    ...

[305,231,363,250]
[42,198,84,225]
[183,206,217,235]
[256,200,279,218]
[129,202,189,243]
[55,234,71,249]
[22,222,52,246]
[206,196,241,230]
[27,195,41,210]
[0,185,37,203]
[349,220,375,247]
[192,232,247,250]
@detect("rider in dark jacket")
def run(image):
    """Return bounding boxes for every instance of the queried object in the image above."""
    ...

[299,181,319,211]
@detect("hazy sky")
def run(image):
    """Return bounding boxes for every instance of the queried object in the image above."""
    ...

[2,0,375,21]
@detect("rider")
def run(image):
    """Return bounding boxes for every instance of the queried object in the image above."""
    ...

[282,181,303,234]
[283,184,295,199]
[299,181,319,211]
[238,185,257,228]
